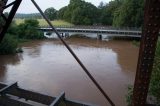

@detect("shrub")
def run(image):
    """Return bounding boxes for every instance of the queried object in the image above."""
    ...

[0,34,18,55]
[17,19,45,39]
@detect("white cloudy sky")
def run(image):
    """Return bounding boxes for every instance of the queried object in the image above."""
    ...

[6,0,111,13]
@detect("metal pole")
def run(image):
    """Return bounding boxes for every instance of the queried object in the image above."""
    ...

[31,0,115,106]
[132,0,160,106]
[0,0,22,42]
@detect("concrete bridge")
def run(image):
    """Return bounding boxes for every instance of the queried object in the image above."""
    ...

[38,26,142,39]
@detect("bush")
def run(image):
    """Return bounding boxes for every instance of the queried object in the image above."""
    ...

[0,34,18,55]
[7,21,18,35]
[17,19,45,39]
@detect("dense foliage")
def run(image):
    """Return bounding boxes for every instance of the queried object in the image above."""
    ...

[44,7,57,20]
[17,19,45,39]
[58,0,99,25]
[14,0,144,27]
[0,34,18,55]
[113,0,144,27]
[0,19,45,54]
[99,0,122,25]
[42,0,144,27]
[0,18,18,54]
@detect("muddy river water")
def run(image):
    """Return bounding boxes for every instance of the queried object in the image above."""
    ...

[0,38,139,106]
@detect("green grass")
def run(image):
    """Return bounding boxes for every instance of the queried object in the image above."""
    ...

[14,19,25,25]
[14,19,74,27]
[38,19,73,27]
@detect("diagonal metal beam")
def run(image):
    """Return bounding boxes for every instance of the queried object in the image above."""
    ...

[1,13,7,21]
[49,92,65,106]
[0,94,33,106]
[0,0,22,42]
[0,0,8,15]
[132,0,160,106]
[3,1,16,9]
[0,82,18,95]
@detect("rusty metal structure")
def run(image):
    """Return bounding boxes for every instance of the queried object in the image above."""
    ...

[0,82,94,106]
[0,0,22,42]
[0,0,160,106]
[132,0,160,106]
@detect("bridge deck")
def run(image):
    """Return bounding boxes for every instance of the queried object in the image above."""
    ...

[0,82,95,106]
[39,27,142,38]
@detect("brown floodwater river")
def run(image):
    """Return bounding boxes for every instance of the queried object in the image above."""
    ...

[0,38,139,106]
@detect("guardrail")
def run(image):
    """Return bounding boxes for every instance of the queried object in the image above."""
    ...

[40,25,142,31]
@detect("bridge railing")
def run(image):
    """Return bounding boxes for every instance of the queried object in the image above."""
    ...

[40,25,142,31]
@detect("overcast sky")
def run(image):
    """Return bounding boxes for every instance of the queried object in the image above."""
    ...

[6,0,111,13]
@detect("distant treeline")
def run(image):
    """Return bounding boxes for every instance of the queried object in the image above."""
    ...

[15,13,42,19]
[15,0,144,28]
[48,0,144,28]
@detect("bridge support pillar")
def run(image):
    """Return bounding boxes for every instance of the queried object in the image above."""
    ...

[97,34,102,40]
[61,33,64,38]
[64,33,69,38]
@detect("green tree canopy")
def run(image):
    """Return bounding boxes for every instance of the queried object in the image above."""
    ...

[17,19,44,39]
[55,0,144,27]
[99,0,123,25]
[62,0,99,25]
[0,34,18,55]
[44,7,57,20]
[113,0,144,27]
[57,6,68,19]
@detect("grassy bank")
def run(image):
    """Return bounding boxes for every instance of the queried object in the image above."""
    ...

[14,19,74,27]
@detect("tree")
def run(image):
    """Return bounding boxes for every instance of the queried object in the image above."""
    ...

[44,7,57,20]
[57,6,68,19]
[113,0,144,27]
[98,1,106,9]
[7,21,18,36]
[100,0,123,25]
[63,0,99,25]
[0,34,18,55]
[0,19,20,54]
[71,7,83,25]
[17,19,44,39]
